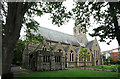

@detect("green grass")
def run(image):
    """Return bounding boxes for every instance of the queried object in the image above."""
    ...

[89,65,119,70]
[18,69,120,77]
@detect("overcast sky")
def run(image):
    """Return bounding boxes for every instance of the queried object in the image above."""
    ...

[20,0,119,52]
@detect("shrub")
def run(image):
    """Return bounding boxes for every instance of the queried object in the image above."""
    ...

[111,66,117,72]
[116,61,120,64]
[104,62,108,65]
[118,65,120,72]
[101,66,105,71]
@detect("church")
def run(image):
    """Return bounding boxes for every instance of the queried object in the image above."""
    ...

[23,26,103,71]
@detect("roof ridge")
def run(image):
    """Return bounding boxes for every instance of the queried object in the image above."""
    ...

[39,26,74,37]
[37,26,85,46]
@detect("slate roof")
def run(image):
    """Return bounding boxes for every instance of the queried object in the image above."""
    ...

[37,26,85,47]
[86,40,94,49]
[51,44,58,49]
[74,47,80,53]
[63,46,70,52]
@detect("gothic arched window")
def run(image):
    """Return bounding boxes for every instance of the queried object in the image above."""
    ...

[70,50,74,62]
[58,49,62,52]
[43,45,47,51]
[72,53,74,61]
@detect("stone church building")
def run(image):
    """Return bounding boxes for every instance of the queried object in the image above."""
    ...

[23,26,103,71]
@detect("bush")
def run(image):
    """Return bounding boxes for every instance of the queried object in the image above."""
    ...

[104,61,108,65]
[116,61,120,64]
[118,65,120,72]
[101,66,105,71]
[111,66,117,72]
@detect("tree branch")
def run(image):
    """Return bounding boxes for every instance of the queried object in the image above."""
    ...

[22,2,34,14]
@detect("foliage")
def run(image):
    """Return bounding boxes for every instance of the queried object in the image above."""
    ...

[103,56,113,65]
[25,27,44,45]
[12,40,25,65]
[79,47,90,58]
[104,61,108,65]
[111,66,117,72]
[79,47,90,68]
[89,65,118,71]
[72,2,120,45]
[107,56,113,62]
[110,61,120,65]
[103,55,106,61]
[2,2,72,30]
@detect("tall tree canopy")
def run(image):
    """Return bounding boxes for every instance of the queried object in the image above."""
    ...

[72,2,120,45]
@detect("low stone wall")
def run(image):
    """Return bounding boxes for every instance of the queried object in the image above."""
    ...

[68,62,77,67]
[79,67,118,72]
[78,62,92,67]
[86,62,92,66]
[43,62,50,71]
[55,62,61,69]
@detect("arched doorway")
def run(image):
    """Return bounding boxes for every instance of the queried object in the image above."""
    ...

[96,60,98,65]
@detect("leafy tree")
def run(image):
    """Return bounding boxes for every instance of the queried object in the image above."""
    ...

[103,55,106,62]
[12,40,25,65]
[79,47,90,69]
[1,2,72,78]
[107,56,113,65]
[107,56,113,62]
[72,2,120,46]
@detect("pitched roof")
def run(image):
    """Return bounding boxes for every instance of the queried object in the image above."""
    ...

[63,46,70,52]
[86,40,94,49]
[37,26,85,46]
[51,44,58,49]
[74,47,80,53]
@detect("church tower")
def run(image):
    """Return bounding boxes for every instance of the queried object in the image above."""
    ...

[73,26,88,45]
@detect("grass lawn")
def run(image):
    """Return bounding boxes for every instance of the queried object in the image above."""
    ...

[89,65,119,70]
[18,68,120,78]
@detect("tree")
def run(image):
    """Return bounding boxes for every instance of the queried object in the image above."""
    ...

[79,47,90,69]
[2,2,72,78]
[72,2,120,46]
[107,56,113,65]
[12,40,25,65]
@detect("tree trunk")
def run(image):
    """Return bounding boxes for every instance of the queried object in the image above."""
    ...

[109,3,120,73]
[84,58,86,69]
[2,2,32,79]
[109,2,120,46]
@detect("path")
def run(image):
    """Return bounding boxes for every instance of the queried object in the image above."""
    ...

[11,66,33,75]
